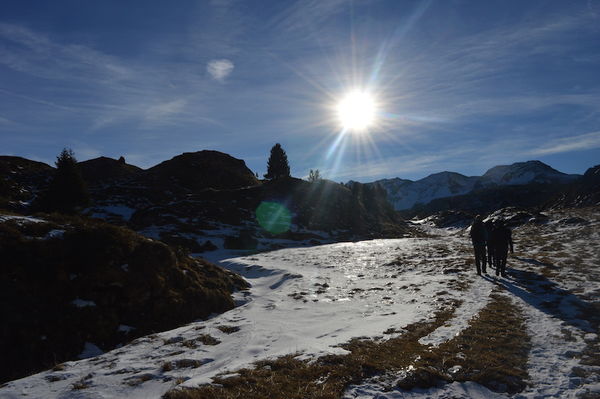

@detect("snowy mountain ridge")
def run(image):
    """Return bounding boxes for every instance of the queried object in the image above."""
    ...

[370,160,580,210]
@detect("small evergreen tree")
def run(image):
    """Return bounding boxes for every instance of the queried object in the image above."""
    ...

[308,169,322,182]
[264,143,291,180]
[37,148,90,213]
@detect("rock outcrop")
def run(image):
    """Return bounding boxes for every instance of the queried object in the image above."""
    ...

[551,165,600,208]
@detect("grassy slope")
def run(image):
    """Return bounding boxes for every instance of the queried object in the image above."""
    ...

[0,213,248,383]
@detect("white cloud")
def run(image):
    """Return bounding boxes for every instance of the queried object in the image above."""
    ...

[207,59,234,82]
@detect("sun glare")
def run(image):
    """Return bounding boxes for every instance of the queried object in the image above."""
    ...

[336,90,376,132]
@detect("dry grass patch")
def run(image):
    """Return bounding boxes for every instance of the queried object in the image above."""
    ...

[124,373,155,387]
[447,278,471,292]
[163,306,459,399]
[577,303,600,370]
[162,359,204,372]
[197,334,221,346]
[71,373,93,390]
[404,293,531,394]
[52,363,67,372]
[216,325,240,334]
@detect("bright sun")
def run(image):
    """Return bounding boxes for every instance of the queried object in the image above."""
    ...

[336,90,376,132]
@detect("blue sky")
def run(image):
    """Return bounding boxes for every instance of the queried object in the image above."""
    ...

[1,0,599,181]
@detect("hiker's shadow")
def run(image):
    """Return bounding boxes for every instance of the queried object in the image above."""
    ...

[481,268,596,333]
[514,256,556,268]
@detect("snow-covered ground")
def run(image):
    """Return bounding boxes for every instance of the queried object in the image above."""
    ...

[1,208,598,399]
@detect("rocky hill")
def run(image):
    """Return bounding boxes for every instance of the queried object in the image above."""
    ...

[84,150,262,217]
[1,151,259,211]
[551,164,600,208]
[370,160,580,211]
[142,150,259,193]
[129,177,411,254]
[78,156,142,186]
[0,213,248,383]
[479,160,578,185]
[2,149,411,256]
[0,156,53,210]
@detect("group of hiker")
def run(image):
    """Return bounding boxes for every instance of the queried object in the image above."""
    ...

[469,215,513,277]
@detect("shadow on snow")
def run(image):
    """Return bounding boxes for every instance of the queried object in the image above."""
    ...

[482,268,598,333]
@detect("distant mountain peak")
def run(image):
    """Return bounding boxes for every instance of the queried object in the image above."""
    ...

[481,160,576,186]
[369,160,581,210]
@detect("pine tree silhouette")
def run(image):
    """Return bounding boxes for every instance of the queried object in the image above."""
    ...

[37,148,90,213]
[264,143,291,180]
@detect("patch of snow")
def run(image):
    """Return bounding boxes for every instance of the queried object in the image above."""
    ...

[78,342,104,360]
[71,299,97,308]
[345,380,507,398]
[0,214,45,224]
[45,229,65,239]
[118,325,135,333]
[91,205,136,221]
[419,280,494,346]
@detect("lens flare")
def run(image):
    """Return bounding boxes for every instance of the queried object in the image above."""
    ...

[256,201,292,235]
[336,90,376,131]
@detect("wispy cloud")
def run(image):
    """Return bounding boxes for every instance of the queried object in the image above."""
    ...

[207,59,234,82]
[145,99,188,122]
[0,115,19,127]
[315,144,478,182]
[322,154,447,181]
[378,12,600,121]
[268,0,349,33]
[0,23,227,133]
[0,23,130,83]
[528,131,600,156]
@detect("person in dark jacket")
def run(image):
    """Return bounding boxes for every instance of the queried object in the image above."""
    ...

[484,219,494,268]
[489,219,514,277]
[469,215,487,275]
